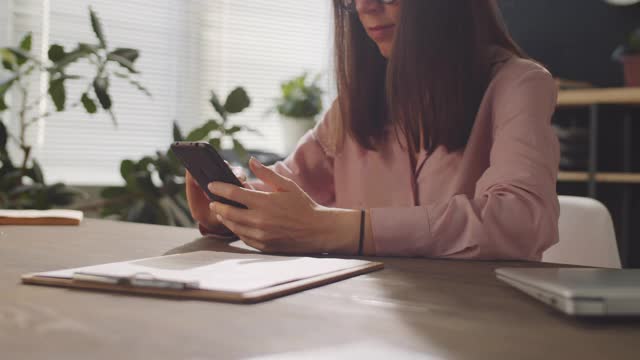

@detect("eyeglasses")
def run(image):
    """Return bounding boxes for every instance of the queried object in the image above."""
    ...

[339,0,398,13]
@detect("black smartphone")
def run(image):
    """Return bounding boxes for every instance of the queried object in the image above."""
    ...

[170,141,247,208]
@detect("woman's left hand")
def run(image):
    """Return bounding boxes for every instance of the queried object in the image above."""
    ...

[208,158,359,254]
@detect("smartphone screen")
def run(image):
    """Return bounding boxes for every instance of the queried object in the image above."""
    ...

[171,141,247,208]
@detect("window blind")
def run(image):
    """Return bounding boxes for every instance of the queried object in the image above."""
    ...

[0,0,11,45]
[2,0,48,159]
[2,0,333,186]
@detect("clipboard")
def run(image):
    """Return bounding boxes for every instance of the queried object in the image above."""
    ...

[21,251,383,304]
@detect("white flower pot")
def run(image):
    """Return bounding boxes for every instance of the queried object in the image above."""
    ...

[281,116,315,155]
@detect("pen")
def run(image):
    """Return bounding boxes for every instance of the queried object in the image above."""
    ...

[72,272,198,290]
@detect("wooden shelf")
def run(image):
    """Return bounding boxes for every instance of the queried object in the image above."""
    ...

[557,87,640,107]
[558,172,640,184]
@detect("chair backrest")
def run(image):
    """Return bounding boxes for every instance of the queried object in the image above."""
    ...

[543,196,621,268]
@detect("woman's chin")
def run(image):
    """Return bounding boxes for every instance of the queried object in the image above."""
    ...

[377,43,392,59]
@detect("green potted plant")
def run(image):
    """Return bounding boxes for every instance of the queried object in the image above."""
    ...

[274,72,323,154]
[0,7,149,209]
[613,27,640,87]
[95,87,255,227]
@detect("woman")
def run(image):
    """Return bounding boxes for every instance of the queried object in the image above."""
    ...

[186,0,560,260]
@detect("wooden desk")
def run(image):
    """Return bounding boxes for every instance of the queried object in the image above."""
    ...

[1,219,639,359]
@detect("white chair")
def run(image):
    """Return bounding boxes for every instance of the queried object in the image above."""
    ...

[543,196,622,268]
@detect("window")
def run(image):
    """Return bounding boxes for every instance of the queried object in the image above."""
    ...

[1,0,333,185]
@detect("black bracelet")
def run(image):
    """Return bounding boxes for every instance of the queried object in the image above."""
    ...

[358,209,365,256]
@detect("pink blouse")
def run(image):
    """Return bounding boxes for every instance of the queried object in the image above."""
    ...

[262,49,560,261]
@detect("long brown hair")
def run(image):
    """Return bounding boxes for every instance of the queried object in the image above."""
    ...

[333,0,526,153]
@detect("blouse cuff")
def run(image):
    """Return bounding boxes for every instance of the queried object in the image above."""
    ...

[369,207,432,257]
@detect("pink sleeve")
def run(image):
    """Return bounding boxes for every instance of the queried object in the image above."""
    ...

[250,106,336,206]
[369,69,560,261]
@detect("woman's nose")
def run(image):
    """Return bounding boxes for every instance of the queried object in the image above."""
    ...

[355,0,383,14]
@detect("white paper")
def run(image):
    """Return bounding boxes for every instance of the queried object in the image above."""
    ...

[37,251,373,293]
[0,209,83,221]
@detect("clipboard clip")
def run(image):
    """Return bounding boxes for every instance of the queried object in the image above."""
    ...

[72,272,199,290]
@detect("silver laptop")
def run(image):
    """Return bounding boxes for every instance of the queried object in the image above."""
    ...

[496,268,640,316]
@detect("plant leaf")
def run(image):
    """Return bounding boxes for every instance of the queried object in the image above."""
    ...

[7,47,39,66]
[224,87,250,114]
[186,120,221,141]
[30,160,45,183]
[173,122,184,141]
[208,138,221,150]
[19,33,32,52]
[128,77,151,97]
[225,125,242,135]
[109,48,139,63]
[46,182,82,206]
[0,120,7,149]
[0,76,16,112]
[93,77,112,110]
[2,170,23,190]
[81,92,97,114]
[107,109,117,126]
[113,71,151,97]
[138,156,154,170]
[120,159,135,180]
[48,44,65,62]
[0,150,15,175]
[48,78,66,111]
[107,53,138,73]
[0,48,17,69]
[276,72,324,118]
[209,91,226,120]
[50,44,95,70]
[78,42,100,55]
[89,7,107,48]
[232,139,248,162]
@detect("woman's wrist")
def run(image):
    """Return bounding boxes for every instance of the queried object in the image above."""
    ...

[318,208,374,256]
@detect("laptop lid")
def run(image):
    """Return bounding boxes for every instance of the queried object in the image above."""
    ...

[496,268,640,316]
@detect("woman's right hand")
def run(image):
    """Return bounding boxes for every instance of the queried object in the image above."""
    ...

[185,166,249,234]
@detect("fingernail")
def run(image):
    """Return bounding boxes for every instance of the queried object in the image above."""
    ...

[208,183,215,192]
[216,214,223,222]
[250,157,262,167]
[209,202,216,210]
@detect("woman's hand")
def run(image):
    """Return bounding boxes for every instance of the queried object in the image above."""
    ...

[209,158,361,255]
[185,164,248,234]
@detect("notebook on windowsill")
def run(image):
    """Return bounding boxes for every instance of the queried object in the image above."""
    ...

[0,209,83,226]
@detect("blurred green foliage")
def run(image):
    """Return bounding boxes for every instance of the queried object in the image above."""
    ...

[274,72,323,119]
[99,87,256,226]
[0,7,149,209]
